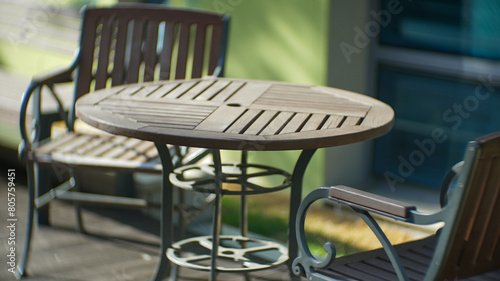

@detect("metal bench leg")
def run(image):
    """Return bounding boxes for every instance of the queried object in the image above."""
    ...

[16,163,36,279]
[34,163,51,226]
[70,171,86,233]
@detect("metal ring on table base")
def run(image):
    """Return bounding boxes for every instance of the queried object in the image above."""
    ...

[167,235,288,272]
[169,162,292,195]
[169,160,292,278]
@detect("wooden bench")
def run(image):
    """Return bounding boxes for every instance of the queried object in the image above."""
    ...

[15,5,229,279]
[293,131,500,280]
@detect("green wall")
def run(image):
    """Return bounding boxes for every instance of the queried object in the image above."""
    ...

[171,0,329,84]
[171,0,330,192]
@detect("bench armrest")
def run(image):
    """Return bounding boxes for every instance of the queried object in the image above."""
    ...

[293,187,417,281]
[31,66,75,86]
[329,185,417,220]
[19,57,79,159]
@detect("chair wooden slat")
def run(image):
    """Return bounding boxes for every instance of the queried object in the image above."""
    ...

[175,22,190,79]
[35,133,161,172]
[480,160,500,263]
[56,134,97,154]
[76,18,99,98]
[408,245,434,259]
[395,254,429,272]
[87,135,126,157]
[72,136,109,156]
[158,22,175,80]
[208,20,224,74]
[143,20,160,82]
[120,137,144,149]
[99,144,131,159]
[191,23,207,79]
[462,158,500,265]
[110,18,128,87]
[33,133,83,157]
[489,221,500,262]
[126,18,146,84]
[477,189,500,263]
[94,16,114,90]
[347,261,398,280]
[365,257,427,281]
[327,264,391,281]
[84,139,120,157]
[119,149,141,161]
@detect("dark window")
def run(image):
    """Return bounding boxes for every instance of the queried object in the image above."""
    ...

[374,66,500,187]
[381,0,500,60]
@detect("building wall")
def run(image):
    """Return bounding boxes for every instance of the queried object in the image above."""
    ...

[325,0,374,189]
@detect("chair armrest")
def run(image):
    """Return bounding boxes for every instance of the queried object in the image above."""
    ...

[18,64,77,159]
[328,185,417,220]
[293,187,414,281]
[31,67,75,86]
[328,186,447,225]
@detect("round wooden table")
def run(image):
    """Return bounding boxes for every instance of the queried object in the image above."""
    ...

[76,77,394,280]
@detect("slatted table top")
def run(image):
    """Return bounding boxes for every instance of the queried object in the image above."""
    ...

[76,78,394,150]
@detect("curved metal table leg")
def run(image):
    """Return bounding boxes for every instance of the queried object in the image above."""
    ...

[210,149,223,281]
[240,151,248,239]
[151,143,175,281]
[288,149,317,280]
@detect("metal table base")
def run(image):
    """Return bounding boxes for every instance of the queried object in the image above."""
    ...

[151,145,316,281]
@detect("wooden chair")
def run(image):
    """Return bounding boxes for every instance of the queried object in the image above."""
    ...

[17,4,229,278]
[293,131,500,280]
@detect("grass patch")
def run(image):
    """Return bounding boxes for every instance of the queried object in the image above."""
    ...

[222,194,289,242]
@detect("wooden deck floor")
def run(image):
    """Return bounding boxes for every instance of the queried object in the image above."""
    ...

[0,173,302,281]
